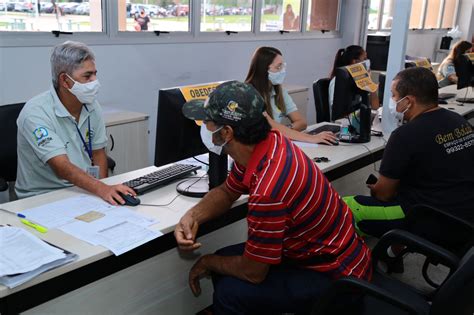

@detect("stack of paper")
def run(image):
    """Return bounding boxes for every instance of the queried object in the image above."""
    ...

[19,195,163,255]
[0,227,77,288]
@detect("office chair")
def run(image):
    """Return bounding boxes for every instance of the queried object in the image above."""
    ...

[311,230,474,315]
[313,78,331,123]
[378,73,386,106]
[0,103,25,193]
[0,103,117,195]
[404,204,474,288]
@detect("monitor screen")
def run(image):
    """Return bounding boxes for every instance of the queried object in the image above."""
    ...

[332,67,369,121]
[366,35,390,71]
[454,54,474,90]
[154,87,207,166]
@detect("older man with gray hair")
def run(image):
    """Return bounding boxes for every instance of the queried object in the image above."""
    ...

[15,41,135,204]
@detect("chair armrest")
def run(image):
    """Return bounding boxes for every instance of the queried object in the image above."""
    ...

[0,178,8,192]
[311,277,425,315]
[106,156,116,172]
[373,229,460,271]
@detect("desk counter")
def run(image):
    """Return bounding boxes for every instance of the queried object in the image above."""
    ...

[0,129,386,314]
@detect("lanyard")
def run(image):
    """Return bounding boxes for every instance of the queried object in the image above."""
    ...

[74,115,93,165]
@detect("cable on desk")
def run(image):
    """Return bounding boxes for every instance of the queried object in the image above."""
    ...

[140,174,208,207]
[193,156,209,166]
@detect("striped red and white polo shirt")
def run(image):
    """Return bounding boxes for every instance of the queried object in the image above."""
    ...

[226,131,372,280]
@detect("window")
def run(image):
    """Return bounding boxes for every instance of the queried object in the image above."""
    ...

[441,0,456,28]
[408,0,424,29]
[0,0,103,32]
[381,0,394,29]
[368,0,458,31]
[424,0,442,29]
[367,0,381,30]
[307,0,339,31]
[200,0,253,32]
[260,0,301,32]
[118,0,190,32]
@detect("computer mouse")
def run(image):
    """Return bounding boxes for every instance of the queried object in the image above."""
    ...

[119,193,141,207]
[320,139,339,146]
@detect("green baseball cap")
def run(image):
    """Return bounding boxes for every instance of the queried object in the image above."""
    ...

[182,81,265,126]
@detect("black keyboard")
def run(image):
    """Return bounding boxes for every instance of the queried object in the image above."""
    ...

[438,93,456,100]
[123,164,201,195]
[456,97,474,103]
[307,124,341,135]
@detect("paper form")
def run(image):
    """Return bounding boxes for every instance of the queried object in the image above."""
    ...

[59,210,158,247]
[292,141,319,148]
[19,195,115,229]
[60,220,162,255]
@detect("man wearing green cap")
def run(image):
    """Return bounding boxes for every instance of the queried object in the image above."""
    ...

[175,81,372,314]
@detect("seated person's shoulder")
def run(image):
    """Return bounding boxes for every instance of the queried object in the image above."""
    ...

[18,91,56,127]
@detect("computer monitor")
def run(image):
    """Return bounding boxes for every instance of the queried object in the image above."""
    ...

[332,66,371,143]
[454,54,474,90]
[155,86,228,197]
[366,34,390,71]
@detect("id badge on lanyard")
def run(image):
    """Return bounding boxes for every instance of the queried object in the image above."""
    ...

[75,115,100,179]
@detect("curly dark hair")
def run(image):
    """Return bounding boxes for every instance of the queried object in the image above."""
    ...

[230,116,271,145]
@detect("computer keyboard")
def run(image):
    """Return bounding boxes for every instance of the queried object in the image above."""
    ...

[438,93,456,100]
[456,97,474,103]
[123,164,202,195]
[307,124,341,135]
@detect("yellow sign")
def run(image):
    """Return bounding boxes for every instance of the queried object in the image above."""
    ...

[345,63,378,93]
[179,82,222,102]
[466,52,474,63]
[413,58,432,69]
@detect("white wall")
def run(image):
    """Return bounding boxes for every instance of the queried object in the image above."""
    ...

[0,2,362,165]
[406,32,441,60]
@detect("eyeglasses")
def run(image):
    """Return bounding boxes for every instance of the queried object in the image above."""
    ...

[313,157,330,163]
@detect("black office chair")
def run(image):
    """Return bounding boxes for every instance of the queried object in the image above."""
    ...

[313,78,331,123]
[378,73,386,106]
[311,230,474,315]
[0,103,25,193]
[404,204,474,288]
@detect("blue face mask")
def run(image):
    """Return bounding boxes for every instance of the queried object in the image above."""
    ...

[268,68,286,85]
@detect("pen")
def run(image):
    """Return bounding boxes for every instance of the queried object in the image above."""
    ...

[17,214,48,233]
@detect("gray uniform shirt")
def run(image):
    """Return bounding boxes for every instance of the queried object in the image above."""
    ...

[15,86,107,199]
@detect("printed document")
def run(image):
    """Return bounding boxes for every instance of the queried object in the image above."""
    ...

[0,227,66,277]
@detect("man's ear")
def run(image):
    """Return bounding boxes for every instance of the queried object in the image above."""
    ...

[222,125,234,142]
[59,73,72,90]
[406,95,416,107]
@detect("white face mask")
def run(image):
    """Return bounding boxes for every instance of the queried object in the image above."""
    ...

[200,123,227,156]
[268,67,287,85]
[363,59,371,71]
[388,96,410,126]
[67,74,101,104]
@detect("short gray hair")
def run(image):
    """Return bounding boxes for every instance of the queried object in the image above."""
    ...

[51,41,95,89]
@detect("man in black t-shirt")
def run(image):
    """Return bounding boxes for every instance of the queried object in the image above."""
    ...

[135,10,150,31]
[344,67,474,238]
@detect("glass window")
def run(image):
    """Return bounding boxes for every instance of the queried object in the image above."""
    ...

[409,0,424,29]
[368,0,381,30]
[118,0,190,32]
[0,0,102,32]
[201,0,253,32]
[260,0,302,32]
[381,0,394,29]
[441,0,456,28]
[424,0,442,29]
[307,0,339,31]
